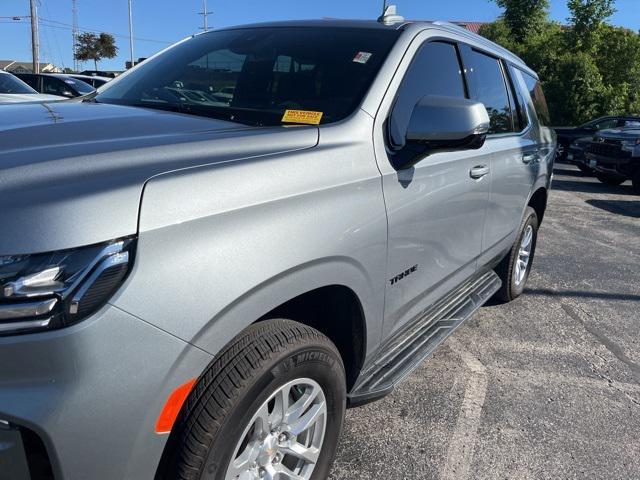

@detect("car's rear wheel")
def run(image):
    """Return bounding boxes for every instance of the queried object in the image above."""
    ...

[595,172,626,186]
[160,319,346,480]
[494,206,539,303]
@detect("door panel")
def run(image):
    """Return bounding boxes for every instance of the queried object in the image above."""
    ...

[376,41,489,338]
[381,150,490,337]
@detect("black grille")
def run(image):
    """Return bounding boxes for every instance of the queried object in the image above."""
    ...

[588,141,629,158]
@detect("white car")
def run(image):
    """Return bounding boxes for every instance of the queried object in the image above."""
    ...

[0,70,61,104]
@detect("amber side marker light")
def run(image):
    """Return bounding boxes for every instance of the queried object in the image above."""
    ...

[155,378,197,434]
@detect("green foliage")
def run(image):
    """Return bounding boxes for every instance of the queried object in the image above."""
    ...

[568,0,616,50]
[494,0,550,41]
[480,0,639,125]
[74,32,118,70]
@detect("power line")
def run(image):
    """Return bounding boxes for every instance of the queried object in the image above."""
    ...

[39,17,171,44]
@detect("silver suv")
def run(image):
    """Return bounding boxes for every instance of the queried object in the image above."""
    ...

[0,13,555,480]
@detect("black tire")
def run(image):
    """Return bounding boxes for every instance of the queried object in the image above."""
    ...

[577,163,594,175]
[632,170,640,195]
[159,319,346,480]
[494,206,539,303]
[595,172,625,186]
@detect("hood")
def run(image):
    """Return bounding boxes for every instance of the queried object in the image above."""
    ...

[553,126,577,134]
[573,136,593,146]
[0,102,318,254]
[0,93,63,104]
[596,128,640,140]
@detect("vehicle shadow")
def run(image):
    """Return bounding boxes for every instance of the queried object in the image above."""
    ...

[525,288,640,302]
[586,199,640,218]
[551,178,634,195]
[553,167,586,177]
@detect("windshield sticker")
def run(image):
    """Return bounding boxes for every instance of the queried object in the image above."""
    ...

[282,109,323,125]
[353,52,372,64]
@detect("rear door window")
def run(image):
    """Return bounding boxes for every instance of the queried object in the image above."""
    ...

[506,64,529,132]
[464,49,513,134]
[389,41,466,148]
[521,72,551,126]
[43,77,69,96]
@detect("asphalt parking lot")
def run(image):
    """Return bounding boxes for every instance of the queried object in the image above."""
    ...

[330,164,640,480]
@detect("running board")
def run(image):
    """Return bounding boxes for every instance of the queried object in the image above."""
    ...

[348,270,501,407]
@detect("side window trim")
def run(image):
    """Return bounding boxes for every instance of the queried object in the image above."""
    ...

[459,43,530,138]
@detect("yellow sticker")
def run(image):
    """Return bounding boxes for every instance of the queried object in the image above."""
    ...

[281,109,324,125]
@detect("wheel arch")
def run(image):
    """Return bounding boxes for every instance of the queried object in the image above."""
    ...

[528,187,548,224]
[259,284,367,391]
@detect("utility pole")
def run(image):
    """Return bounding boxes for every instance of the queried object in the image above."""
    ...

[128,0,135,68]
[29,0,40,73]
[199,0,212,32]
[72,0,79,71]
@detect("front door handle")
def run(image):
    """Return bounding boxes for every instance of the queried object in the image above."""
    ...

[522,153,540,164]
[469,165,490,179]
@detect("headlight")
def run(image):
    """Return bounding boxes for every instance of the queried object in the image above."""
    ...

[621,138,640,153]
[0,238,135,336]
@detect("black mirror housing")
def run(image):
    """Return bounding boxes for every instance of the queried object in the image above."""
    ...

[392,95,491,170]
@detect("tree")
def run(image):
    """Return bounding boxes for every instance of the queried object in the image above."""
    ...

[480,0,640,125]
[568,0,616,50]
[493,0,550,41]
[74,32,118,71]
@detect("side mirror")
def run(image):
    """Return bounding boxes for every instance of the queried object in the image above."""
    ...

[392,95,491,170]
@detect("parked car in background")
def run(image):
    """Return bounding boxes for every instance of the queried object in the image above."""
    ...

[585,127,640,193]
[79,70,118,78]
[14,73,95,98]
[0,13,555,480]
[0,70,61,104]
[68,74,111,89]
[567,136,595,174]
[554,116,640,161]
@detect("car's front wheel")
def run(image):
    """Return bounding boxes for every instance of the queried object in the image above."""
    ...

[161,319,346,480]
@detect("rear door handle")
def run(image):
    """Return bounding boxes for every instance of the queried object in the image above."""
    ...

[469,165,490,179]
[522,153,540,164]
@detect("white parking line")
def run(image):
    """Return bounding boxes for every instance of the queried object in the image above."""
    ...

[441,338,488,480]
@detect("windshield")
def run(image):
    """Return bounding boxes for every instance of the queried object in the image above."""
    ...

[0,72,37,94]
[96,27,400,126]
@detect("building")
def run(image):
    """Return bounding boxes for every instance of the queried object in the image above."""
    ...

[453,22,488,34]
[0,60,63,74]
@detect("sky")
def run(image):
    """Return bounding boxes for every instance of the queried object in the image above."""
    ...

[1,0,639,72]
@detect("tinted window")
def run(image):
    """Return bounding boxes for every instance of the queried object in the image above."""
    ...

[466,50,513,134]
[521,72,550,126]
[97,27,400,126]
[389,42,466,148]
[16,74,38,90]
[0,72,37,94]
[590,118,619,130]
[43,77,69,96]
